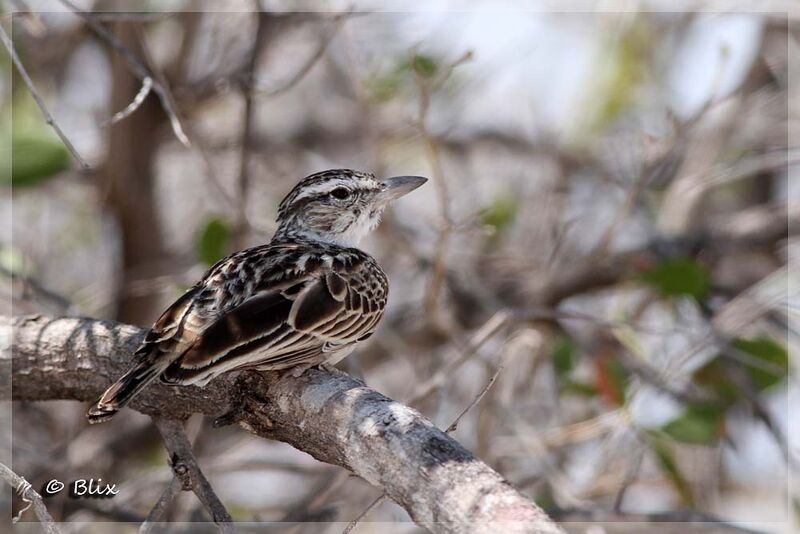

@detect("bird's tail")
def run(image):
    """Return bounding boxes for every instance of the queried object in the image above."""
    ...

[87,360,164,424]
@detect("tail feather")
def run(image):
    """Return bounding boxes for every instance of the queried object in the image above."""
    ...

[87,361,164,424]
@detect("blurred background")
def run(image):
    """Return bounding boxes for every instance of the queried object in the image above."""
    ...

[2,1,797,532]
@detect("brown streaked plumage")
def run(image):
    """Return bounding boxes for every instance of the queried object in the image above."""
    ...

[87,169,426,423]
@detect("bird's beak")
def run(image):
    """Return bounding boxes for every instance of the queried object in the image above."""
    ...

[378,175,428,203]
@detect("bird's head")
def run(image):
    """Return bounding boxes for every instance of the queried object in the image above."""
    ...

[274,169,427,247]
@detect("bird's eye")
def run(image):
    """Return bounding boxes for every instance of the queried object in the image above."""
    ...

[330,187,351,200]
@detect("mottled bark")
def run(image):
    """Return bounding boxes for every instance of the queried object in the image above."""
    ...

[3,315,563,534]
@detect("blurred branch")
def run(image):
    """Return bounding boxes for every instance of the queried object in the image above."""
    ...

[139,477,180,533]
[347,345,504,533]
[86,13,174,23]
[548,508,767,534]
[343,493,385,534]
[413,52,473,317]
[233,9,271,244]
[539,202,794,307]
[59,0,191,147]
[251,10,355,97]
[446,362,504,434]
[0,265,74,313]
[153,418,234,531]
[108,75,152,124]
[406,309,510,406]
[0,24,90,169]
[6,314,563,534]
[0,462,61,533]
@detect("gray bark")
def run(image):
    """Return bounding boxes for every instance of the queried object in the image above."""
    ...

[2,314,563,534]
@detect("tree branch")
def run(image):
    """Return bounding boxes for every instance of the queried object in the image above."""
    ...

[4,314,563,534]
[0,462,62,533]
[139,476,180,534]
[58,0,191,147]
[153,418,234,530]
[0,24,90,169]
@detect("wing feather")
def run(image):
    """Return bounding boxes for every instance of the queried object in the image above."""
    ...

[159,248,386,385]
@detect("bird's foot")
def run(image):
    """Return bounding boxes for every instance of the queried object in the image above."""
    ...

[317,362,340,374]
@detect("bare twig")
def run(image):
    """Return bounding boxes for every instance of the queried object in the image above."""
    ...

[251,10,353,97]
[347,345,503,533]
[446,363,504,434]
[109,76,153,124]
[342,493,386,534]
[87,13,174,23]
[406,309,509,406]
[612,445,645,512]
[548,508,766,534]
[233,8,270,243]
[0,462,62,534]
[58,0,191,147]
[138,476,181,534]
[279,468,346,523]
[152,418,235,532]
[0,264,74,313]
[413,51,472,316]
[0,25,90,169]
[590,154,652,257]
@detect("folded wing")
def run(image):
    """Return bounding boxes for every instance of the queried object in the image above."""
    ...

[159,260,384,385]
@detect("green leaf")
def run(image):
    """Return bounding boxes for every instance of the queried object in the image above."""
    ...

[692,358,740,405]
[0,245,27,275]
[552,336,575,379]
[479,195,519,233]
[410,54,438,79]
[562,380,598,397]
[638,257,709,299]
[196,217,230,266]
[2,131,70,188]
[2,88,72,188]
[662,403,724,444]
[364,71,404,103]
[646,432,694,506]
[733,336,788,391]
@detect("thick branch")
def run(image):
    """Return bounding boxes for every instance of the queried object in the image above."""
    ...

[4,315,562,534]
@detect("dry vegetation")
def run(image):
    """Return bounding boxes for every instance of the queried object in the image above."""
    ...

[1,2,797,533]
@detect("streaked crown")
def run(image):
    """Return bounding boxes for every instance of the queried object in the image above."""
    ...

[274,169,427,247]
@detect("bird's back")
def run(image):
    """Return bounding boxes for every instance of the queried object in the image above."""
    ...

[139,238,388,386]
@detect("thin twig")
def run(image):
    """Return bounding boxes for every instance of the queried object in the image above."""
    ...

[0,25,90,169]
[0,462,62,534]
[445,363,504,434]
[342,493,386,534]
[280,468,346,523]
[414,51,472,316]
[153,418,235,532]
[252,10,354,97]
[0,264,74,312]
[88,13,174,23]
[138,476,181,534]
[347,343,502,533]
[58,0,191,147]
[406,309,509,406]
[109,76,153,124]
[612,445,645,513]
[234,8,269,244]
[549,507,765,534]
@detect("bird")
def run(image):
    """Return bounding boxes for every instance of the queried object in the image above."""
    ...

[87,169,427,423]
